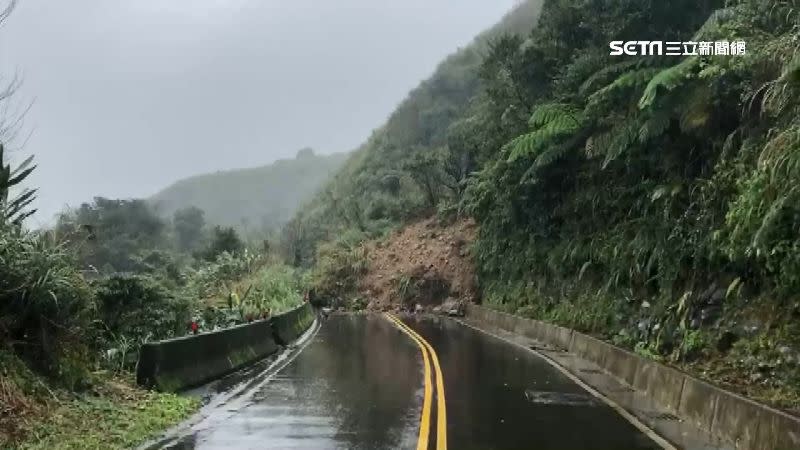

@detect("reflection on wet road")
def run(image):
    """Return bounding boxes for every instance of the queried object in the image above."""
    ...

[155,313,662,450]
[400,315,660,450]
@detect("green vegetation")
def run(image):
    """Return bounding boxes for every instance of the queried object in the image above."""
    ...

[463,0,800,371]
[0,178,306,447]
[235,264,308,315]
[172,206,205,253]
[198,262,309,328]
[309,230,370,306]
[95,276,193,356]
[150,148,348,237]
[200,225,245,262]
[5,0,800,441]
[0,144,36,225]
[1,190,306,447]
[1,86,309,448]
[55,197,172,275]
[291,0,800,408]
[283,0,544,266]
[19,377,197,450]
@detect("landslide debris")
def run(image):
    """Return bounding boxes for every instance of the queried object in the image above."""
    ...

[358,217,478,311]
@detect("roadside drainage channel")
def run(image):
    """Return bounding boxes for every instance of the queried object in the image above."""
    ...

[464,304,800,450]
[136,303,315,392]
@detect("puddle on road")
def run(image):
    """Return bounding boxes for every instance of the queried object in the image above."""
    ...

[523,389,600,407]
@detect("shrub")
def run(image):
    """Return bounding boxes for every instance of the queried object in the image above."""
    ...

[184,250,261,300]
[0,225,95,383]
[94,275,192,346]
[199,226,244,261]
[311,230,368,306]
[239,265,307,317]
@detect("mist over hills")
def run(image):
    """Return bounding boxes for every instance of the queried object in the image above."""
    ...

[149,148,348,234]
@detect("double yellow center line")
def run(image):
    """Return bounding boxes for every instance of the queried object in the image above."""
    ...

[386,313,447,450]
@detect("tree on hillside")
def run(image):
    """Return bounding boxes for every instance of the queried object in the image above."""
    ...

[401,148,456,208]
[57,198,167,273]
[173,206,206,253]
[201,225,244,261]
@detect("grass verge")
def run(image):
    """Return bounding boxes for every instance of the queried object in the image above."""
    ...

[2,352,198,450]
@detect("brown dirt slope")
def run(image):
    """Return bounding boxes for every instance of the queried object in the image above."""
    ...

[359,217,478,311]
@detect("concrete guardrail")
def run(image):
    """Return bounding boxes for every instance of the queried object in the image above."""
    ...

[136,302,314,392]
[466,303,800,450]
[271,302,315,345]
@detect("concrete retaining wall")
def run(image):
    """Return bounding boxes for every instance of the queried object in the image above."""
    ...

[271,302,314,345]
[136,303,314,392]
[466,303,800,450]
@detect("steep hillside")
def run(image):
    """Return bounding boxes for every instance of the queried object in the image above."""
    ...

[284,0,544,264]
[150,149,347,233]
[297,0,800,411]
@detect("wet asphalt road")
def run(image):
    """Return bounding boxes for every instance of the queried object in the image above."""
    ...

[156,314,661,450]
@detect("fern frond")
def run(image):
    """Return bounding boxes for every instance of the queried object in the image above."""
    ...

[679,87,712,132]
[595,68,662,97]
[593,119,643,169]
[601,129,635,169]
[542,131,591,169]
[580,60,644,95]
[639,57,699,109]
[508,124,579,161]
[528,103,581,128]
[639,110,671,142]
[587,68,661,115]
[507,103,586,162]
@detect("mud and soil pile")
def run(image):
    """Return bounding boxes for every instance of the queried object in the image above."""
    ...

[359,218,478,311]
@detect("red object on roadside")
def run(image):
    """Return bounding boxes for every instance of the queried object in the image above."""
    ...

[190,321,199,335]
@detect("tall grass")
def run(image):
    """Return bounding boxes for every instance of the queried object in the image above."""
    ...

[239,264,307,315]
[0,225,94,383]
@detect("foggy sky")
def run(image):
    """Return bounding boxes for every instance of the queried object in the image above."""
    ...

[0,0,517,226]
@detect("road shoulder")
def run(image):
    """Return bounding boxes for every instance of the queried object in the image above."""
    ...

[457,316,732,450]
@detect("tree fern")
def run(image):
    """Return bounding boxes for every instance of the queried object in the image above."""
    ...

[506,103,585,162]
[638,110,672,142]
[585,116,646,169]
[579,60,649,96]
[600,119,644,169]
[639,57,699,109]
[527,103,582,128]
[533,142,571,170]
[586,68,661,115]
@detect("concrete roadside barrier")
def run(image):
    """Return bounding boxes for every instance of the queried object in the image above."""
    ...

[271,302,314,345]
[136,319,278,391]
[136,303,315,392]
[466,303,800,450]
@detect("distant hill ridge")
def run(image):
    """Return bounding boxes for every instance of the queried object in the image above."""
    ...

[149,148,348,233]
